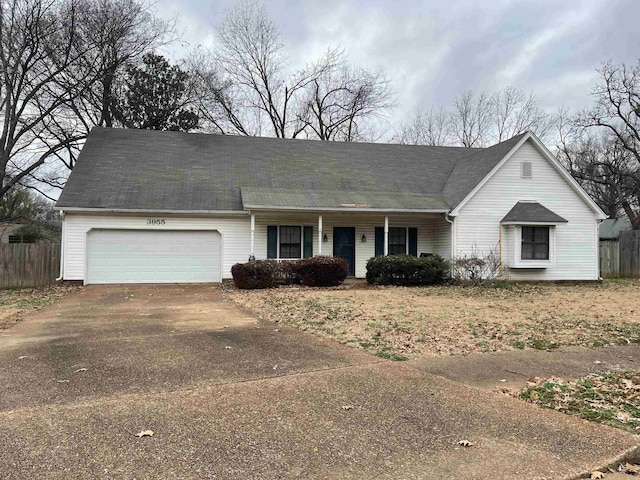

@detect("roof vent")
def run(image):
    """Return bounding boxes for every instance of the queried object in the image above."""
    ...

[521,161,532,178]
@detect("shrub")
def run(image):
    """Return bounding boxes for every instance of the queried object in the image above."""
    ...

[452,245,507,285]
[231,260,281,289]
[294,256,348,287]
[366,254,449,286]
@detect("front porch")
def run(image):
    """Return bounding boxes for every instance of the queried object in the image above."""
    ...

[246,211,452,278]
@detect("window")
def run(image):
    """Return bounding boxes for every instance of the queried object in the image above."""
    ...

[279,226,301,259]
[8,235,22,244]
[267,225,313,259]
[521,226,549,260]
[388,227,407,255]
[521,161,532,178]
[374,227,418,256]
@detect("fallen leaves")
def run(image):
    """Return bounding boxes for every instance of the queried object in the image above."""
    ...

[135,430,154,438]
[75,368,87,373]
[519,371,640,433]
[457,440,473,447]
[590,472,604,479]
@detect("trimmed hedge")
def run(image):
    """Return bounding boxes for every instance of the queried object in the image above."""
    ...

[366,254,450,286]
[295,256,348,287]
[231,260,281,289]
[231,256,349,289]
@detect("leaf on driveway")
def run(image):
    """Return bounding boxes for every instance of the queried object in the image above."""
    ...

[57,379,70,383]
[590,471,604,479]
[18,356,28,360]
[457,440,473,447]
[224,346,232,350]
[341,405,354,411]
[75,368,87,373]
[135,430,154,438]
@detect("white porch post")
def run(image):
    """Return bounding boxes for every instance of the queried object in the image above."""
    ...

[250,213,255,260]
[384,216,389,256]
[318,215,323,255]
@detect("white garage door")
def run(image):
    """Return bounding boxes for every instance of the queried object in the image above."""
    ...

[86,229,221,284]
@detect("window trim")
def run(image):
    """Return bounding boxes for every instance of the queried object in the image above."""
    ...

[521,226,549,260]
[277,225,303,260]
[388,226,408,256]
[509,224,555,268]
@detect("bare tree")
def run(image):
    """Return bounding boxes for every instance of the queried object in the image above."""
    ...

[493,86,552,142]
[191,0,393,140]
[297,57,393,142]
[576,60,640,166]
[43,0,175,173]
[450,90,494,147]
[393,107,452,146]
[396,86,552,147]
[556,109,639,221]
[0,0,93,200]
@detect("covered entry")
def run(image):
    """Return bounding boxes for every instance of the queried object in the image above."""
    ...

[86,229,221,284]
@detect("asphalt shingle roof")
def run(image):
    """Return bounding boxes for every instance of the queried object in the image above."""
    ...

[501,201,568,224]
[56,127,528,212]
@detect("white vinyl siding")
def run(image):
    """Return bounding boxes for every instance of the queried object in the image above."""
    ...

[63,213,250,281]
[254,213,447,278]
[63,212,452,281]
[454,139,599,280]
[87,230,221,284]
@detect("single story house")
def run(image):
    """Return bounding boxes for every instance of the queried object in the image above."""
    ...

[54,127,607,284]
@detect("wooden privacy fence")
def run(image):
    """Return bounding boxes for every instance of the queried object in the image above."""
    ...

[0,243,60,288]
[619,230,640,278]
[600,240,620,278]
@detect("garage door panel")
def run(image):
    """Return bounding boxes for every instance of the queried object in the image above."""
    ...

[87,230,221,284]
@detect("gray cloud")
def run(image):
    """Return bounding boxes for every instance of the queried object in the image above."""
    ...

[156,0,640,127]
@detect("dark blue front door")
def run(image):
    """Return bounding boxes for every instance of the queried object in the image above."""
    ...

[333,227,355,276]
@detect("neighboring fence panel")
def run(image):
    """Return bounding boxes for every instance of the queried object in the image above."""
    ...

[619,230,640,278]
[600,240,620,278]
[0,244,61,288]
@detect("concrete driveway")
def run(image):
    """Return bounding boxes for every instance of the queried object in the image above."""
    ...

[0,285,638,479]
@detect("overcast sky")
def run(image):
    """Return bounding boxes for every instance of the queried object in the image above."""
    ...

[159,0,639,128]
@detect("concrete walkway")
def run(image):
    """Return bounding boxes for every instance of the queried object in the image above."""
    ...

[411,344,640,390]
[0,285,638,479]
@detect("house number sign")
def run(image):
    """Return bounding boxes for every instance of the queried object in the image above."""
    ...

[147,219,166,225]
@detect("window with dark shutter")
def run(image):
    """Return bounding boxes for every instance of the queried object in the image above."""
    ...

[279,226,301,259]
[303,226,313,258]
[388,227,406,255]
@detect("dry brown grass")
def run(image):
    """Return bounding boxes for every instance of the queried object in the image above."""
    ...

[228,280,640,360]
[0,284,80,330]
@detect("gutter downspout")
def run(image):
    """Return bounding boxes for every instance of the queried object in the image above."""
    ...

[445,213,455,275]
[56,211,65,281]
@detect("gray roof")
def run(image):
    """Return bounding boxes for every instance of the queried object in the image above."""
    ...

[241,187,449,211]
[56,127,528,212]
[599,218,630,240]
[501,201,568,224]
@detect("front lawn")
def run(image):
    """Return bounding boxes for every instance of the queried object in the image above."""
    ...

[228,280,640,360]
[0,285,79,330]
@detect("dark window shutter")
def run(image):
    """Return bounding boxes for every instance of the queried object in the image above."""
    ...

[375,227,384,256]
[408,228,418,256]
[303,226,313,258]
[267,226,278,259]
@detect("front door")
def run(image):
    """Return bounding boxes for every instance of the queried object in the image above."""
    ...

[333,227,355,276]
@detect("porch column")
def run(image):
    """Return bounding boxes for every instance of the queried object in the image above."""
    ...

[318,215,323,255]
[384,216,389,256]
[249,213,255,260]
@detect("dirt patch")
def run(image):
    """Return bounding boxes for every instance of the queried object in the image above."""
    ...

[0,285,81,331]
[227,280,640,359]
